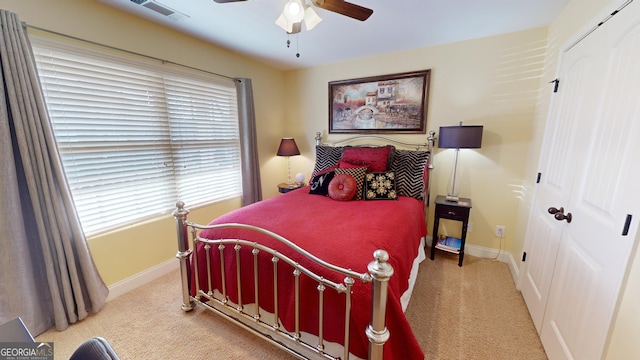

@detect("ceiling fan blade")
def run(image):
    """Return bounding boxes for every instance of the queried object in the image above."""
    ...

[312,0,373,21]
[212,0,247,3]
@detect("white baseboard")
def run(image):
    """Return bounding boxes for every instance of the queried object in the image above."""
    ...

[106,258,179,302]
[425,235,520,284]
[506,252,520,286]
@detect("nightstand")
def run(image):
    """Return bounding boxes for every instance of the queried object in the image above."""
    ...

[430,195,472,266]
[278,182,304,194]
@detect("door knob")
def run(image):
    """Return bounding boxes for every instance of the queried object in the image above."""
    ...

[554,212,572,223]
[548,207,564,215]
[548,206,573,223]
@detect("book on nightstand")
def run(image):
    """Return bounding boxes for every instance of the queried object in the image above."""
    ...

[436,236,462,253]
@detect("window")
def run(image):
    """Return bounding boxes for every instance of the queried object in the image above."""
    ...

[31,36,242,237]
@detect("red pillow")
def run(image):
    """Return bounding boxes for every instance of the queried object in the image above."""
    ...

[337,159,363,168]
[328,174,357,201]
[340,146,393,172]
[310,165,338,183]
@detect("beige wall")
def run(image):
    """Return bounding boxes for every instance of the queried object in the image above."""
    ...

[285,28,548,255]
[0,0,286,286]
[2,0,638,357]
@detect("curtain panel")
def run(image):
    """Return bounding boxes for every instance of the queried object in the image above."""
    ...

[236,78,262,206]
[0,11,108,336]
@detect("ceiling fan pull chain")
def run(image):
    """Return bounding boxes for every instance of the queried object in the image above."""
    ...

[284,32,300,58]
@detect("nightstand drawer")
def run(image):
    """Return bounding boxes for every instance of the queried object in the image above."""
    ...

[436,204,470,221]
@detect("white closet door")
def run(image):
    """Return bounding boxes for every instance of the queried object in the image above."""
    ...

[518,52,585,333]
[521,1,640,359]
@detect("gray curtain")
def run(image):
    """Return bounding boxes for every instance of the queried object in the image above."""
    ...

[235,78,262,206]
[0,11,108,336]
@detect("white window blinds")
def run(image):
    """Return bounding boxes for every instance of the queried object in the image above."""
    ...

[31,36,242,237]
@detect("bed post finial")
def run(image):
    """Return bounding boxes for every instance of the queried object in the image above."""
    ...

[173,201,195,312]
[427,130,436,152]
[427,131,436,176]
[366,249,394,360]
[315,132,322,146]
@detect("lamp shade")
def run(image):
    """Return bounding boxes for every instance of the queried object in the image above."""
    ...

[438,125,483,149]
[277,138,300,156]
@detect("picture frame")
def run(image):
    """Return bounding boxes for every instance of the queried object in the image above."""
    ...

[328,70,430,134]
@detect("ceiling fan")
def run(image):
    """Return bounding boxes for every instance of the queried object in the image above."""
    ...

[213,0,373,33]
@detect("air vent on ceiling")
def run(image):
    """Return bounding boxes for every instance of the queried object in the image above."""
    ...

[131,0,189,21]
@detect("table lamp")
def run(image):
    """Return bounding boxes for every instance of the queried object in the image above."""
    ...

[438,123,483,201]
[277,137,300,186]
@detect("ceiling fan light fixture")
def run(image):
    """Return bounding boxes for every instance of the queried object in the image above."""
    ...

[275,13,294,33]
[303,6,322,30]
[283,0,305,23]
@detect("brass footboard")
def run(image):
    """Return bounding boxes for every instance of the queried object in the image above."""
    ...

[173,201,393,360]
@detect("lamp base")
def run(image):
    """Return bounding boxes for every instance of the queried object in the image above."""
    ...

[445,194,460,202]
[446,149,461,203]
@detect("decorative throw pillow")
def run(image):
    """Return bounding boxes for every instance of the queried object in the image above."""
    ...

[309,169,336,196]
[311,146,344,179]
[310,165,337,182]
[334,167,367,200]
[339,145,394,172]
[327,174,357,201]
[390,150,430,200]
[337,159,364,169]
[365,171,398,200]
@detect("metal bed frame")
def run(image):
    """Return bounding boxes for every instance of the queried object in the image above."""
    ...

[173,132,436,360]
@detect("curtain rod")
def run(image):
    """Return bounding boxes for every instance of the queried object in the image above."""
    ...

[24,24,235,81]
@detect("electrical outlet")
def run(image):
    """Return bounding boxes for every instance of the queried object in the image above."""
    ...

[495,225,505,237]
[467,222,473,232]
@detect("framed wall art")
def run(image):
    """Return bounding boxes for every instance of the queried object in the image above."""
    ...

[328,70,430,134]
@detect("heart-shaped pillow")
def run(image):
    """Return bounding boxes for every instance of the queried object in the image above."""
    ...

[327,173,357,201]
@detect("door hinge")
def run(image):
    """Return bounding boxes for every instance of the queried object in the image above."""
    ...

[622,214,632,236]
[536,172,542,183]
[522,252,527,262]
[550,79,560,93]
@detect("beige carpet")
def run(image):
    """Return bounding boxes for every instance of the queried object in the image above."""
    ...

[407,253,547,360]
[36,253,547,359]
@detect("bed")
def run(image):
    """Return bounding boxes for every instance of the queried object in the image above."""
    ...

[173,131,435,360]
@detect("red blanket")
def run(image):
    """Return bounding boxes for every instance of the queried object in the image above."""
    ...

[194,187,426,359]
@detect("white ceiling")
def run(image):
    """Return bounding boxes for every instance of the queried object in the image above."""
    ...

[98,0,570,71]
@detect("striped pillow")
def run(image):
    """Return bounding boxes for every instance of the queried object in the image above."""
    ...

[390,150,430,200]
[311,146,344,178]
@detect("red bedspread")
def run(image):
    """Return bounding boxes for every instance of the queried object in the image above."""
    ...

[194,187,426,359]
